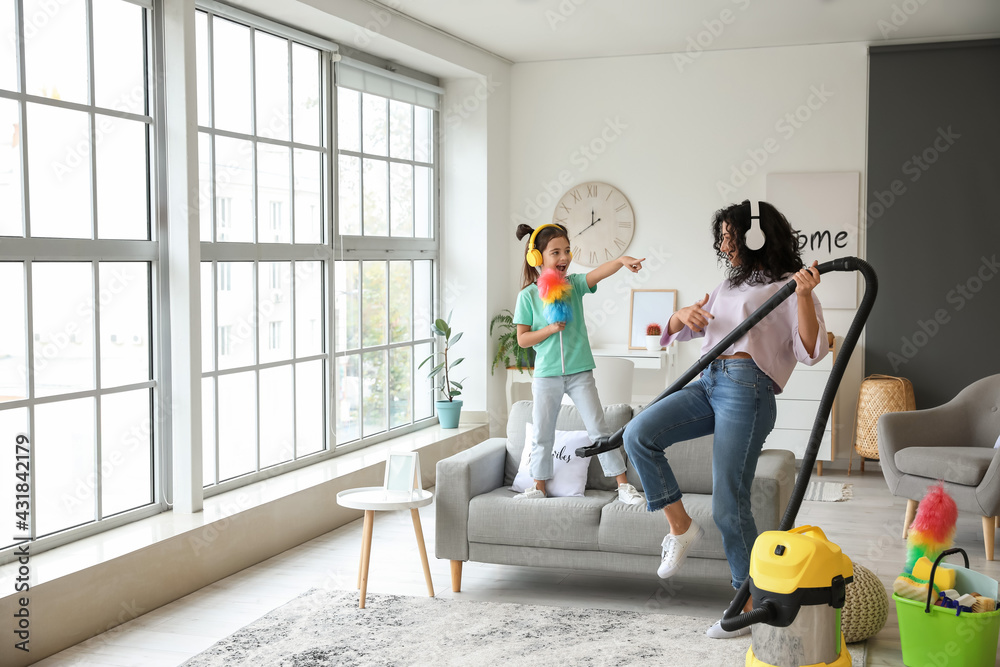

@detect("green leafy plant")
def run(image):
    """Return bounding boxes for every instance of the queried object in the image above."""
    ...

[490,309,535,375]
[418,311,464,402]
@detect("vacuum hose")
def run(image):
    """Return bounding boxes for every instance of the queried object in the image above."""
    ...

[569,258,878,633]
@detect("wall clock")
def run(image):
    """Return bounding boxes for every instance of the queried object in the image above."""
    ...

[552,181,635,268]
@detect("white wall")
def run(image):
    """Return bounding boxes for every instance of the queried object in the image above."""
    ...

[509,42,870,468]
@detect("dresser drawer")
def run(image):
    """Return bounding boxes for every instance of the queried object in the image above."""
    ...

[763,428,833,461]
[774,399,833,431]
[780,371,831,400]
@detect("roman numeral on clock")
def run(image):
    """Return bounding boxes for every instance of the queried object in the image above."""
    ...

[586,184,598,198]
[615,203,628,212]
[605,248,614,259]
[618,220,632,228]
[573,246,581,259]
[590,251,598,265]
[570,189,582,203]
[614,238,627,250]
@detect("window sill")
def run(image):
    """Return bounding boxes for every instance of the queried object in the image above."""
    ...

[0,421,487,592]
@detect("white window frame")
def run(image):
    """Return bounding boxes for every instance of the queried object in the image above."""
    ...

[331,65,442,455]
[0,0,164,564]
[196,4,337,497]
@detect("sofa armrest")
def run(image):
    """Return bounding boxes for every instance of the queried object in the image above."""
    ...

[434,437,507,561]
[751,450,796,532]
[877,403,966,493]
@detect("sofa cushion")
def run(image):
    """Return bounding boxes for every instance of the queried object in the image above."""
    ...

[504,400,632,492]
[468,487,615,551]
[895,446,995,486]
[598,493,725,559]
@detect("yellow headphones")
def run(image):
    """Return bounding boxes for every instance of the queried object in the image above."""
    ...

[525,223,571,267]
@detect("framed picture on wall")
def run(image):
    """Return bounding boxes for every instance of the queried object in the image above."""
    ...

[628,289,677,350]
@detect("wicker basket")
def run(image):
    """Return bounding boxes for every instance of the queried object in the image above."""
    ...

[850,374,915,474]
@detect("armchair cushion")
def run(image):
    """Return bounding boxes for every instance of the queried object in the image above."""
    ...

[894,447,997,487]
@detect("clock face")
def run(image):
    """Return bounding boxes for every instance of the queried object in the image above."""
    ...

[553,181,635,268]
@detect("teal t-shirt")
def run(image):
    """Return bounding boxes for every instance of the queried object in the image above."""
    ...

[513,272,597,378]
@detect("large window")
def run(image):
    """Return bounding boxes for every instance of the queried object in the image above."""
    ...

[0,0,159,553]
[334,77,439,447]
[0,0,443,561]
[196,8,329,490]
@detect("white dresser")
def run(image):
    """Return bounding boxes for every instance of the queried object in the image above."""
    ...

[764,341,836,475]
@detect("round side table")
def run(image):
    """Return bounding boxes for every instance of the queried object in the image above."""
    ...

[336,486,435,609]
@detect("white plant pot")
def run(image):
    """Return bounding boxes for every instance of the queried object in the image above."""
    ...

[645,336,662,352]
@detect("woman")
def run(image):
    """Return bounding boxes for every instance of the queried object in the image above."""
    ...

[623,200,827,638]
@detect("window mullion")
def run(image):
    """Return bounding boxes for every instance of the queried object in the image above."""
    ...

[92,261,103,521]
[253,260,260,474]
[86,0,97,239]
[24,259,37,539]
[212,263,220,487]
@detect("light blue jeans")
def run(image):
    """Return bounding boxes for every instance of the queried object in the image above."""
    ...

[530,370,627,481]
[623,359,776,589]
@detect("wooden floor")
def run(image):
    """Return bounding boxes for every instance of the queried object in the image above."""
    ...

[35,469,1000,666]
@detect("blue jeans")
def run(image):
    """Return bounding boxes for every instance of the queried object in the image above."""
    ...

[531,370,627,481]
[623,359,776,588]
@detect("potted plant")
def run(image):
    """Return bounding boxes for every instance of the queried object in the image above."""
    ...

[490,309,535,374]
[645,323,663,352]
[418,312,465,428]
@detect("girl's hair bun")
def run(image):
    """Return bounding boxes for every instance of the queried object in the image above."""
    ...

[515,224,534,241]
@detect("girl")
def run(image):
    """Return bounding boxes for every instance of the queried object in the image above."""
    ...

[622,201,827,639]
[512,222,644,504]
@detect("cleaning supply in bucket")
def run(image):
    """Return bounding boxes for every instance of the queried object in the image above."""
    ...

[893,483,957,604]
[904,483,958,574]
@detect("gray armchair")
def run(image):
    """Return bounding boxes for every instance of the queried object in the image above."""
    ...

[877,373,1000,560]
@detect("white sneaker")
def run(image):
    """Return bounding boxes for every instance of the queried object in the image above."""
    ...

[513,482,545,500]
[617,483,644,505]
[706,616,752,639]
[656,522,703,578]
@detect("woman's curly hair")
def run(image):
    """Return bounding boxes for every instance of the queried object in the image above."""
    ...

[712,200,804,287]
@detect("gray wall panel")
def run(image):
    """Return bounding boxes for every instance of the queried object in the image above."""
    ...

[866,40,1000,409]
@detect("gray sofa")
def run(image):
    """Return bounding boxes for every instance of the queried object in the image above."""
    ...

[435,400,796,591]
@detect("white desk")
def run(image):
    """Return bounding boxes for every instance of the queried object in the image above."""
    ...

[336,486,435,608]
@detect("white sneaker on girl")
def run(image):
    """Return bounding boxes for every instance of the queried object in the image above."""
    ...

[513,482,545,500]
[617,483,644,505]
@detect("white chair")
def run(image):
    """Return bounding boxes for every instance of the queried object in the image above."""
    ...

[559,356,635,406]
[592,356,635,406]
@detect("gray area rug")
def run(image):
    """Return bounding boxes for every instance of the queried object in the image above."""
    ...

[804,481,854,502]
[181,588,866,666]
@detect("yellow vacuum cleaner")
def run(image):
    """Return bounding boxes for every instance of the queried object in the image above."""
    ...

[743,526,854,667]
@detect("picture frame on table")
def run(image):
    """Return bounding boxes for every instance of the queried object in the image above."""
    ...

[384,452,421,495]
[628,289,677,350]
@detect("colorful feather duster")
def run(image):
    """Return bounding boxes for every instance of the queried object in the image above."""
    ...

[904,483,958,575]
[893,483,958,604]
[537,269,572,373]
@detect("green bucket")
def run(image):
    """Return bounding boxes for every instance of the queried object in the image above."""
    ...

[893,548,1000,667]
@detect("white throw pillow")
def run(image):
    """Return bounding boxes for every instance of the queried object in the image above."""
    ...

[511,423,591,497]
